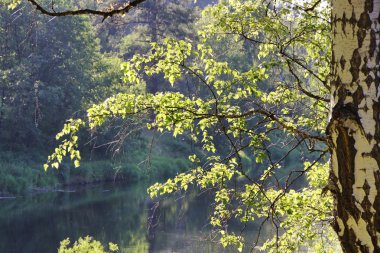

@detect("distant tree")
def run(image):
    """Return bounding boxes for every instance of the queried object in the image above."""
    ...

[0,2,115,149]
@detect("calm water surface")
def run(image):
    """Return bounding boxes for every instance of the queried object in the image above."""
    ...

[0,182,264,253]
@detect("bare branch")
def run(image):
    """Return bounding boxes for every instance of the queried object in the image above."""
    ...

[26,0,147,21]
[304,0,322,12]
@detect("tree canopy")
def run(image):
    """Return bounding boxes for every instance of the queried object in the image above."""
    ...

[41,0,342,252]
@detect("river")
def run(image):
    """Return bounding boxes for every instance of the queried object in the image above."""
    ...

[0,182,266,253]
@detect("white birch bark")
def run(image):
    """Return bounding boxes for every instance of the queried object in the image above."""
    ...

[329,0,380,252]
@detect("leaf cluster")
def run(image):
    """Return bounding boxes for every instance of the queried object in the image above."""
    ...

[45,0,338,252]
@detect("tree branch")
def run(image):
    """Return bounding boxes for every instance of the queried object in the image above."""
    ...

[304,0,322,12]
[279,50,328,88]
[237,108,326,143]
[26,0,147,21]
[286,60,329,102]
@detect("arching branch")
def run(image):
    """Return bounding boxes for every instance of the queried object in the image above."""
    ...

[26,0,147,21]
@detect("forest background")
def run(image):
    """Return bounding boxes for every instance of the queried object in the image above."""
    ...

[0,0,216,194]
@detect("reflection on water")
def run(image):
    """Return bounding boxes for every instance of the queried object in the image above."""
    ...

[0,182,265,253]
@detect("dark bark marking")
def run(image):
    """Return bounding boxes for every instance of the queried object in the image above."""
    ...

[352,85,364,108]
[349,10,358,36]
[369,137,380,251]
[363,179,371,195]
[362,56,371,78]
[358,244,370,253]
[350,9,357,26]
[369,29,376,57]
[361,198,372,221]
[358,12,372,30]
[336,125,356,211]
[342,12,347,35]
[357,28,367,48]
[333,15,339,38]
[364,73,374,86]
[370,146,380,170]
[350,49,362,82]
[374,171,380,233]
[373,100,380,139]
[365,0,374,13]
[345,227,360,253]
[336,79,347,103]
[341,56,347,70]
[356,4,372,48]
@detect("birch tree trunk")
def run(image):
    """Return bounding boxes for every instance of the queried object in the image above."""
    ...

[329,0,380,252]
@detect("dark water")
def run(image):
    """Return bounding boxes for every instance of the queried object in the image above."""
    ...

[0,182,265,253]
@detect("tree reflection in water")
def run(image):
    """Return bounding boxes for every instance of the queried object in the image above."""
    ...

[0,183,265,253]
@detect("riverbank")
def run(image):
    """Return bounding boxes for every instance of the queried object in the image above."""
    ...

[0,158,139,197]
[0,144,192,196]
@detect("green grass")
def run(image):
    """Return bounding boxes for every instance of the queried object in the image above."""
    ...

[0,133,199,195]
[0,151,59,195]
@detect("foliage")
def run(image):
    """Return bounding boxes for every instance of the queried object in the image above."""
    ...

[1,0,20,9]
[0,151,60,194]
[44,0,339,252]
[260,162,339,253]
[1,0,341,251]
[58,236,118,253]
[0,1,101,148]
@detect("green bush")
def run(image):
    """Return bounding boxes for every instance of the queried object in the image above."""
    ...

[58,236,118,253]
